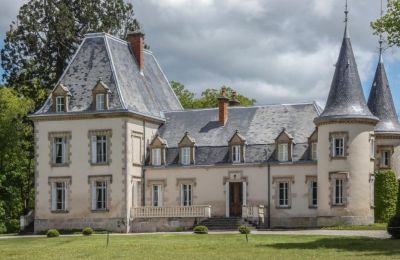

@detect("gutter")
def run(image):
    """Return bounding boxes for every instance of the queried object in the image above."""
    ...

[142,120,146,206]
[124,120,129,233]
[267,163,271,229]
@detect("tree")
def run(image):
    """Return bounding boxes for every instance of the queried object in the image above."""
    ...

[1,0,140,108]
[375,170,398,223]
[372,0,400,47]
[171,81,256,109]
[0,88,34,232]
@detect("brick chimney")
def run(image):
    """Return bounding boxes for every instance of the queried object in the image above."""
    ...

[229,91,241,106]
[218,87,229,125]
[127,31,145,72]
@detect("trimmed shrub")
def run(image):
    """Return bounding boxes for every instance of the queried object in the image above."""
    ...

[46,229,60,238]
[193,225,208,234]
[6,219,20,233]
[0,223,7,234]
[82,227,94,236]
[238,225,251,234]
[375,170,398,223]
[175,226,185,232]
[388,214,400,239]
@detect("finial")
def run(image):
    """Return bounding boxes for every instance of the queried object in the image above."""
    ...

[344,0,350,38]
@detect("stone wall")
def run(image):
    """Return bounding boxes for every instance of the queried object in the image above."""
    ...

[130,217,207,233]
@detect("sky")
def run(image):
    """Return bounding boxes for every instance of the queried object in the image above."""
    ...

[1,0,400,111]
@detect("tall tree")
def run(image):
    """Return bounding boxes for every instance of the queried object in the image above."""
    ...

[372,0,400,47]
[171,81,256,109]
[1,0,140,108]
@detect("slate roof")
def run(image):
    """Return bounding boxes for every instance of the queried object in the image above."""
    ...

[317,25,377,123]
[35,33,182,119]
[367,55,400,133]
[153,103,320,165]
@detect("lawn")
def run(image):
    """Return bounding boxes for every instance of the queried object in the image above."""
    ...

[321,223,387,230]
[1,234,400,259]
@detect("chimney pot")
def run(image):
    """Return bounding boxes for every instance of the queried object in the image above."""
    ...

[229,90,241,106]
[127,31,145,72]
[217,87,229,125]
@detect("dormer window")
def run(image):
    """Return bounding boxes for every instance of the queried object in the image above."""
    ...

[311,142,317,161]
[149,134,167,166]
[308,128,318,161]
[228,130,246,164]
[275,128,294,162]
[56,96,65,112]
[92,79,110,111]
[96,94,105,111]
[178,132,196,166]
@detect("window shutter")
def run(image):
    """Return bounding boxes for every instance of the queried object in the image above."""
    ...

[51,182,56,211]
[52,140,56,164]
[91,136,97,163]
[159,185,163,207]
[64,182,68,211]
[180,184,183,206]
[91,181,96,210]
[63,138,67,163]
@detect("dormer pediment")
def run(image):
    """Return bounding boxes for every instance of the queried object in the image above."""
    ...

[276,128,295,144]
[228,130,246,145]
[150,134,167,148]
[308,128,318,142]
[53,83,71,96]
[92,79,111,93]
[178,132,196,147]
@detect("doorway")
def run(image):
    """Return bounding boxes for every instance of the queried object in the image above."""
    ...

[229,182,243,217]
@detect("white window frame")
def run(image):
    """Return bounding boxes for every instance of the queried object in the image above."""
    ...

[334,179,344,206]
[370,138,375,159]
[278,143,289,162]
[332,137,345,157]
[232,145,241,163]
[52,137,67,165]
[152,185,162,207]
[55,96,65,112]
[96,94,105,111]
[152,148,161,166]
[181,184,193,207]
[311,181,318,207]
[381,150,391,168]
[51,182,67,211]
[91,135,107,164]
[278,181,289,207]
[94,181,108,210]
[311,142,317,161]
[181,147,191,166]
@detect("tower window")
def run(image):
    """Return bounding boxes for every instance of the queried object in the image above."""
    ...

[381,150,391,168]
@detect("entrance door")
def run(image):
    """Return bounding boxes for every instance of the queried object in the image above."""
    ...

[229,182,243,217]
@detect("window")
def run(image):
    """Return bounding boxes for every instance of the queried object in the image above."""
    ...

[152,185,162,207]
[91,135,108,164]
[278,182,289,207]
[55,96,65,112]
[96,94,105,111]
[278,143,289,162]
[132,135,143,165]
[311,181,317,207]
[181,184,192,206]
[232,145,241,163]
[334,179,344,205]
[332,137,344,157]
[311,142,317,161]
[152,148,161,166]
[51,182,67,211]
[94,181,107,210]
[53,137,66,164]
[370,138,375,159]
[181,147,191,165]
[381,150,391,168]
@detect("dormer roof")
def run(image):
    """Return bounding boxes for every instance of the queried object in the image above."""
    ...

[92,79,111,93]
[53,83,71,96]
[228,130,246,145]
[178,132,196,147]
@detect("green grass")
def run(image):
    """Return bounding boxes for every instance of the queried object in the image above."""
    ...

[0,234,400,259]
[322,223,387,230]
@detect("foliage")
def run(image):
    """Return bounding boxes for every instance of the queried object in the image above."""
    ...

[321,223,387,231]
[1,0,140,109]
[238,225,251,234]
[82,227,94,236]
[0,88,34,233]
[388,214,400,239]
[46,229,60,238]
[175,226,185,232]
[193,225,208,234]
[372,0,400,47]
[171,81,256,109]
[374,170,398,223]
[1,234,400,259]
[5,219,20,234]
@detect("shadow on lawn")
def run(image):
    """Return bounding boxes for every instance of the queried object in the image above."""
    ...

[258,237,400,257]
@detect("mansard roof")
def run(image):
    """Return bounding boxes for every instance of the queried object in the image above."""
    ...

[316,27,377,124]
[367,57,400,133]
[34,33,182,119]
[159,103,320,148]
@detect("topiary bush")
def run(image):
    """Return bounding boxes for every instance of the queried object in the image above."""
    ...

[82,227,94,236]
[46,229,60,238]
[238,225,251,234]
[375,170,398,223]
[388,214,400,239]
[193,225,208,234]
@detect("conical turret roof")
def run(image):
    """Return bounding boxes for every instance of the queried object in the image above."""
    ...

[316,27,377,124]
[367,56,400,133]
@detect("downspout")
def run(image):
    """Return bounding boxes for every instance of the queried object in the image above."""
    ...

[267,163,271,229]
[142,120,146,206]
[124,119,129,233]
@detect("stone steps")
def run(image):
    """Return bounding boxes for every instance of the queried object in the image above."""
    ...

[197,217,256,231]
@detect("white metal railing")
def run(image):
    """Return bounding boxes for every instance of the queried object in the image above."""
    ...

[20,210,34,231]
[131,205,211,218]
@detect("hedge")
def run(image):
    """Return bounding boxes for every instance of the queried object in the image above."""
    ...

[193,225,208,234]
[375,170,398,223]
